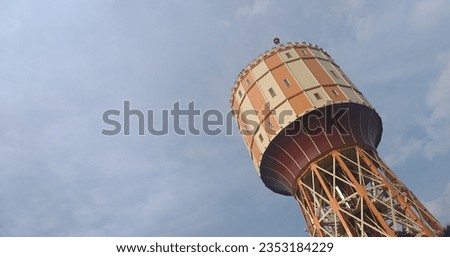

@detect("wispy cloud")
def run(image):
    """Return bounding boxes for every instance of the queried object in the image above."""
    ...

[383,137,424,167]
[382,52,450,164]
[345,2,407,42]
[409,0,450,29]
[343,0,365,9]
[236,0,270,18]
[425,182,450,224]
[422,52,450,159]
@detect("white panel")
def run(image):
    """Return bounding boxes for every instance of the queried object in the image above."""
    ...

[240,97,259,134]
[254,129,270,153]
[332,64,370,105]
[235,82,246,102]
[287,60,319,90]
[305,87,331,108]
[240,95,253,111]
[340,86,364,103]
[318,59,349,86]
[257,73,285,108]
[309,48,326,59]
[334,64,356,88]
[356,91,372,106]
[279,49,299,62]
[275,100,296,128]
[251,61,269,80]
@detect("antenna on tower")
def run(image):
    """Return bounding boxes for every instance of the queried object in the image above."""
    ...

[273,37,280,45]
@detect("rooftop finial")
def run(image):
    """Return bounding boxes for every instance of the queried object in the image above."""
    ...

[273,37,280,45]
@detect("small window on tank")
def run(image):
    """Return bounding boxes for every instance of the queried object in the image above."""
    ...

[268,120,273,129]
[268,87,276,98]
[330,70,339,79]
[301,50,308,56]
[331,89,339,96]
[246,78,250,85]
[285,52,292,59]
[238,90,243,98]
[258,134,264,142]
[314,93,322,100]
[283,78,291,88]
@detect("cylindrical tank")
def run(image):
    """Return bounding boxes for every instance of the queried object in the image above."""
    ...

[231,42,381,195]
[231,42,443,236]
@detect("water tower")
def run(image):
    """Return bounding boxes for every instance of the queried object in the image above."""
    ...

[230,41,444,236]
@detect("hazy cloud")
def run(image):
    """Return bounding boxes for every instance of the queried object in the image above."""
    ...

[381,52,450,163]
[383,137,424,167]
[236,0,270,18]
[409,0,450,29]
[423,52,450,158]
[343,0,365,9]
[425,182,450,224]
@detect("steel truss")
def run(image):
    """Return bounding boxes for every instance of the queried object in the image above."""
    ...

[294,146,444,237]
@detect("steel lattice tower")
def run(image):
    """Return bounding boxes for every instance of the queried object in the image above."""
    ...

[230,42,444,236]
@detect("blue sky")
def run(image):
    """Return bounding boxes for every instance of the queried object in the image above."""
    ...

[1,0,450,236]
